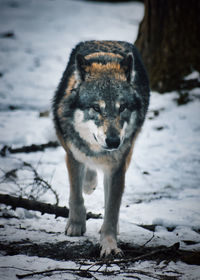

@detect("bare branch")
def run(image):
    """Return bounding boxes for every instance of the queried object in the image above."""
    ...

[16,262,182,280]
[0,141,59,157]
[0,159,59,205]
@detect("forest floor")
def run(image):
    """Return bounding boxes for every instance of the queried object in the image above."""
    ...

[0,0,200,279]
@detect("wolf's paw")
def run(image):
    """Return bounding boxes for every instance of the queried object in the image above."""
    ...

[100,235,124,258]
[65,206,86,236]
[65,219,86,236]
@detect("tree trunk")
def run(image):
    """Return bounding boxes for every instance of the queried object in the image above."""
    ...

[135,0,200,93]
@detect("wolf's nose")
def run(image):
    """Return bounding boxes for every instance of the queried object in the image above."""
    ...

[105,136,120,149]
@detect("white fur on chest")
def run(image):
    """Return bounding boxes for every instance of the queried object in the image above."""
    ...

[68,141,125,172]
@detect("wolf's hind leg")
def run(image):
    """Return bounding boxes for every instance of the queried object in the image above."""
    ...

[65,152,86,236]
[83,168,97,194]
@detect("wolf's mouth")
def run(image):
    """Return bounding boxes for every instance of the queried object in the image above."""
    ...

[93,134,98,143]
[93,134,107,150]
[93,134,120,151]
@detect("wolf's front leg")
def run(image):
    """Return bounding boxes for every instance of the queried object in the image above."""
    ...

[65,152,86,236]
[100,165,125,258]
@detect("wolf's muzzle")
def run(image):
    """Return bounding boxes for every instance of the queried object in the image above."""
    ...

[105,136,120,150]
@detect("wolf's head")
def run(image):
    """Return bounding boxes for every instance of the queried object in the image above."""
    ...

[69,53,142,151]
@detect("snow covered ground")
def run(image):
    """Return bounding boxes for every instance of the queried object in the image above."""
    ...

[0,0,200,279]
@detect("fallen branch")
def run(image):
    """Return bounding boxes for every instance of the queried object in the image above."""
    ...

[15,267,159,279]
[0,141,59,157]
[15,264,182,279]
[16,268,99,280]
[0,193,102,220]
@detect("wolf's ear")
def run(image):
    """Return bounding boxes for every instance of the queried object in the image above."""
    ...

[76,54,89,81]
[120,53,134,83]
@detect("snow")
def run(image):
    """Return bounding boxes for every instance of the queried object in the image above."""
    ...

[184,71,200,81]
[0,0,200,279]
[1,255,200,280]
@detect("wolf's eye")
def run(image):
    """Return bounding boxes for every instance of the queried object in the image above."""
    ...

[92,104,101,113]
[119,104,126,113]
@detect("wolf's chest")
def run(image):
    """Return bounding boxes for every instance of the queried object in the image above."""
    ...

[67,140,123,171]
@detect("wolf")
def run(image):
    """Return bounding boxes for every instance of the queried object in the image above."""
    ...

[52,40,150,257]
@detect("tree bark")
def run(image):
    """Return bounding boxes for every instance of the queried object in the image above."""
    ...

[135,0,200,93]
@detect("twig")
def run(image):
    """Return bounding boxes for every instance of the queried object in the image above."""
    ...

[142,231,155,247]
[32,175,59,205]
[0,159,59,205]
[16,268,102,279]
[16,265,182,280]
[0,266,33,272]
[0,193,101,220]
